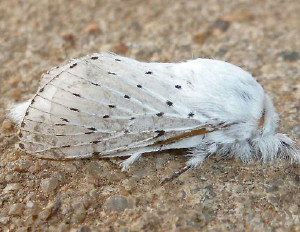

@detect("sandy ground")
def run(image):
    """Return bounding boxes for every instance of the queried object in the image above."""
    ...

[0,0,299,231]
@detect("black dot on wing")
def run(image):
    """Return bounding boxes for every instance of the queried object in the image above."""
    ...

[62,145,71,148]
[70,63,77,68]
[108,105,116,108]
[93,152,100,155]
[91,56,99,60]
[137,84,142,88]
[124,95,130,99]
[91,82,100,86]
[25,111,29,116]
[124,129,129,134]
[175,85,182,89]
[103,115,110,118]
[88,127,96,131]
[130,117,135,120]
[156,112,164,117]
[39,87,44,93]
[73,93,81,97]
[21,122,25,127]
[115,58,121,61]
[188,112,194,118]
[70,108,80,112]
[85,131,94,135]
[108,72,116,75]
[145,71,152,74]
[55,123,66,126]
[91,140,101,144]
[166,100,173,106]
[61,118,69,122]
[31,99,35,104]
[155,130,165,137]
[18,132,23,138]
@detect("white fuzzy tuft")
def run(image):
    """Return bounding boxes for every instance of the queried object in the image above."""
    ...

[7,100,31,125]
[276,133,300,163]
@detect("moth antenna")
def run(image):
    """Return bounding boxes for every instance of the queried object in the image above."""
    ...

[160,166,191,185]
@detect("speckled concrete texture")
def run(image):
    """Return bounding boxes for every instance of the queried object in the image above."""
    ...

[0,0,299,231]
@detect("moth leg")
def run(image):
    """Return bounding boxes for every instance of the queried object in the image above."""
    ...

[160,166,191,185]
[160,150,208,185]
[185,153,208,168]
[185,143,214,167]
[120,153,142,171]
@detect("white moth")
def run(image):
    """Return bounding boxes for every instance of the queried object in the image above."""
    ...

[9,53,299,176]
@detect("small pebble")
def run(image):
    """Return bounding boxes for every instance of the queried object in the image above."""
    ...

[56,223,70,232]
[71,201,85,210]
[192,31,210,44]
[71,201,87,223]
[78,226,91,232]
[84,22,101,34]
[265,185,279,193]
[9,203,24,216]
[64,163,77,173]
[105,195,134,212]
[10,88,22,101]
[210,20,230,34]
[0,216,9,224]
[13,160,33,172]
[15,227,28,232]
[37,201,59,221]
[3,183,22,193]
[5,173,18,182]
[8,78,20,87]
[40,177,59,193]
[86,162,102,178]
[72,210,86,223]
[38,207,52,221]
[62,33,75,46]
[260,64,275,75]
[28,162,41,173]
[113,42,129,54]
[1,119,13,131]
[291,125,300,137]
[25,201,41,216]
[223,11,254,22]
[279,51,299,62]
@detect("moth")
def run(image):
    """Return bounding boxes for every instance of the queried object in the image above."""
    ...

[9,53,299,181]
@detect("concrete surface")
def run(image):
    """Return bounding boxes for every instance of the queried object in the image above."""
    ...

[0,0,299,231]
